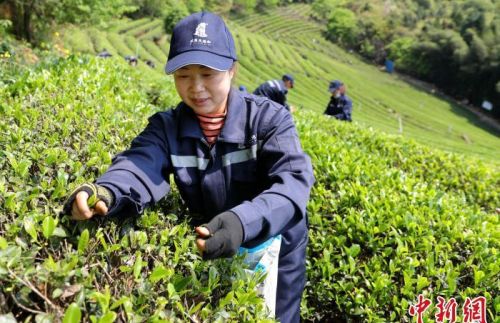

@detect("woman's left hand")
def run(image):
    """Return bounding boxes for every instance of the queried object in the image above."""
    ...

[195,211,243,259]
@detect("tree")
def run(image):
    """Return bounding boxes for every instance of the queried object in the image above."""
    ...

[232,0,257,15]
[3,0,135,44]
[256,0,279,12]
[326,8,358,47]
[205,0,233,14]
[386,37,417,72]
[0,16,12,34]
[186,0,205,13]
[452,0,495,34]
[356,11,393,62]
[311,0,347,21]
[415,0,433,10]
[468,30,488,63]
[163,5,189,34]
[129,0,170,17]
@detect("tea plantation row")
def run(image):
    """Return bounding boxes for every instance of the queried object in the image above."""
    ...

[60,4,500,161]
[0,57,498,322]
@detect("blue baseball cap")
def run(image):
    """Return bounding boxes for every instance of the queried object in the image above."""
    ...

[283,74,294,88]
[165,12,237,74]
[329,80,343,92]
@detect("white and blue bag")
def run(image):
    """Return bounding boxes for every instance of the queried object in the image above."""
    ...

[238,235,282,317]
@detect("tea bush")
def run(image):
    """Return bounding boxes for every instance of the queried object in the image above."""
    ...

[296,115,499,321]
[0,56,498,322]
[0,56,273,322]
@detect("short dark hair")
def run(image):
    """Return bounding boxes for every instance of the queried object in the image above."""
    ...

[282,74,294,82]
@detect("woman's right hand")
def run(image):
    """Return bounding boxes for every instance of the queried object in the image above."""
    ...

[62,183,113,220]
[71,191,108,220]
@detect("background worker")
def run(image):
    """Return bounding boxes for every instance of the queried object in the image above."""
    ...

[97,48,112,58]
[253,74,294,111]
[124,55,138,66]
[324,80,352,121]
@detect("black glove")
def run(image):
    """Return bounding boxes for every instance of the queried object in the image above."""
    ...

[61,183,114,216]
[201,211,244,260]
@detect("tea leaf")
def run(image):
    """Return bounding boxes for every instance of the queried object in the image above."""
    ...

[62,303,81,323]
[78,229,89,254]
[42,216,56,239]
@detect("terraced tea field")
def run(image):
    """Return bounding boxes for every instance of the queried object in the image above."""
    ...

[62,4,500,161]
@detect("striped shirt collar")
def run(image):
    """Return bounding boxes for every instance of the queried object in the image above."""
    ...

[177,88,248,144]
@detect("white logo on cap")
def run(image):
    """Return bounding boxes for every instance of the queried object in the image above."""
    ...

[194,23,208,38]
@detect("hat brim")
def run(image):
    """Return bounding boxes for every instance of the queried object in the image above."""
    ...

[165,51,235,74]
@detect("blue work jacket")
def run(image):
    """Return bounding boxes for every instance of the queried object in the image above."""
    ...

[253,80,290,111]
[96,88,314,249]
[324,94,352,121]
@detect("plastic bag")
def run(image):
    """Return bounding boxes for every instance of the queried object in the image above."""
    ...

[238,235,281,317]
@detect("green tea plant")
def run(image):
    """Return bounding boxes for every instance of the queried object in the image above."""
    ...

[0,56,274,322]
[0,50,498,323]
[294,112,499,322]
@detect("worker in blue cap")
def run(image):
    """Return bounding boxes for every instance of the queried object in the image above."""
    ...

[253,74,294,111]
[97,48,112,58]
[324,80,352,121]
[62,11,314,323]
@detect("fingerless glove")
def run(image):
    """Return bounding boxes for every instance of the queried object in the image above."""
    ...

[61,183,114,216]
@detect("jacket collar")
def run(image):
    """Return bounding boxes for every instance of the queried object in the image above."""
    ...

[177,102,204,140]
[219,88,247,144]
[177,88,248,144]
[330,93,346,102]
[278,79,288,94]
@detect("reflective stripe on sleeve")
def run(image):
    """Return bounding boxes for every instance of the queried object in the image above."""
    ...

[222,144,258,167]
[171,142,261,170]
[171,155,209,170]
[273,80,282,91]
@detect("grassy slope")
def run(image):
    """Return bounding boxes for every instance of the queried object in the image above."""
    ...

[60,4,499,162]
[230,5,500,161]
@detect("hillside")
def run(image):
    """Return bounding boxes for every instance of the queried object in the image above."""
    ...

[60,4,500,162]
[0,56,498,322]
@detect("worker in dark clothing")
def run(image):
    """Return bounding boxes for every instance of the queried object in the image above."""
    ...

[253,74,294,111]
[125,55,138,66]
[324,80,352,121]
[97,49,112,58]
[145,59,156,68]
[62,12,314,323]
